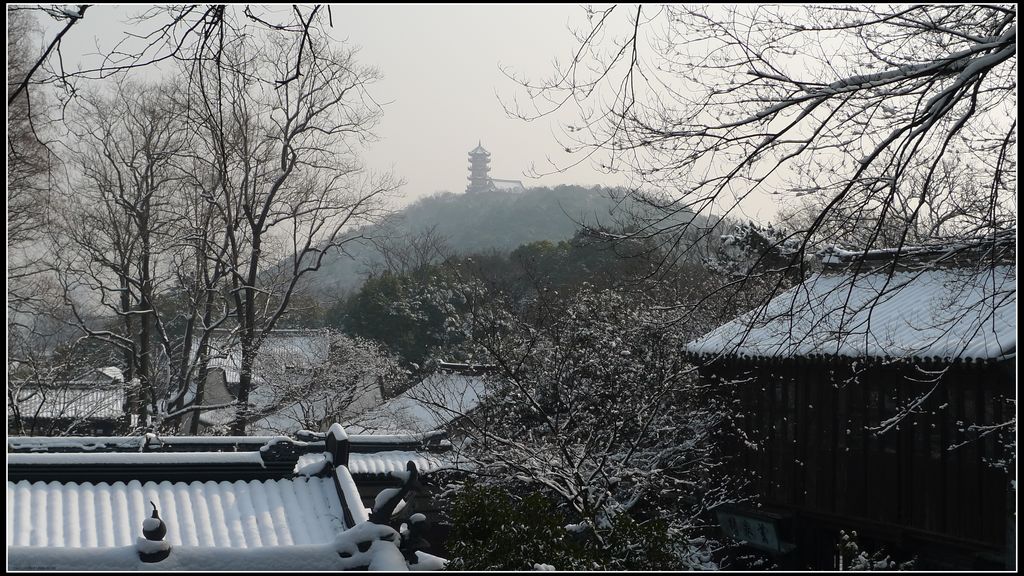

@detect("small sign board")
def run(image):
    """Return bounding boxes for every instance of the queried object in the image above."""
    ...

[716,508,790,554]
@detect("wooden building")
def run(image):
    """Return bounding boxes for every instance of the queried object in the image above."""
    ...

[686,241,1016,569]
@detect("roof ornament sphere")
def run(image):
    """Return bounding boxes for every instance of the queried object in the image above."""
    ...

[143,501,168,541]
[138,501,171,562]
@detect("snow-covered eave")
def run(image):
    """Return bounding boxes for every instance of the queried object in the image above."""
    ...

[7,544,357,571]
[7,451,267,466]
[7,523,414,571]
[7,432,448,455]
[682,347,1014,366]
[817,229,1016,268]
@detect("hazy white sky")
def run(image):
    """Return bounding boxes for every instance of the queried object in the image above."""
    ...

[35,4,629,207]
[328,4,627,202]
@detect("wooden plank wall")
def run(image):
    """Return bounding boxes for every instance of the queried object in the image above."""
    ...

[711,355,1013,549]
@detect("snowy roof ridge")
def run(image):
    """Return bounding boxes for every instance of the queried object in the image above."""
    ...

[817,230,1016,269]
[7,430,450,454]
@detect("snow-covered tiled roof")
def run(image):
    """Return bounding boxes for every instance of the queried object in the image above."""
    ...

[490,178,525,192]
[96,366,124,382]
[686,265,1016,360]
[7,476,347,548]
[349,372,486,435]
[293,450,456,478]
[5,425,447,571]
[12,386,126,420]
[195,329,331,386]
[348,450,453,476]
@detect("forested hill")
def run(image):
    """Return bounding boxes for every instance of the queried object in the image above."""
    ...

[304,185,645,300]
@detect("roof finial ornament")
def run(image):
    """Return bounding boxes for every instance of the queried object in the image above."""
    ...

[138,501,171,562]
[369,461,422,524]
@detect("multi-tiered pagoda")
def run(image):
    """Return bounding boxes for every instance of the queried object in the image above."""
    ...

[466,142,492,194]
[465,142,525,194]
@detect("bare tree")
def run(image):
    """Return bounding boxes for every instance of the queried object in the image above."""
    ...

[503,5,1016,443]
[7,5,337,106]
[48,78,190,428]
[8,8,60,322]
[12,7,397,436]
[185,21,398,434]
[369,224,454,277]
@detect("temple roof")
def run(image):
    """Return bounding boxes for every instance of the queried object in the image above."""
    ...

[686,264,1016,361]
[468,142,489,155]
[7,475,348,548]
[6,427,451,571]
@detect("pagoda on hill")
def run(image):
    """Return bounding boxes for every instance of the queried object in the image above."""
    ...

[465,141,525,194]
[466,142,492,194]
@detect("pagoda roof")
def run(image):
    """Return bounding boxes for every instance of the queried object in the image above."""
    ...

[468,142,489,155]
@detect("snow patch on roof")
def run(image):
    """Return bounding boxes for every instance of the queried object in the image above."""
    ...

[347,450,454,476]
[348,372,485,435]
[97,366,125,382]
[687,266,1016,360]
[11,386,126,421]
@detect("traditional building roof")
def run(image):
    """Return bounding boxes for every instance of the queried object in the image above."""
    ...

[490,178,526,192]
[11,385,127,421]
[8,476,347,548]
[9,366,129,429]
[6,425,449,571]
[468,142,489,156]
[301,450,455,477]
[348,368,488,435]
[199,329,331,387]
[686,263,1016,361]
[187,330,382,435]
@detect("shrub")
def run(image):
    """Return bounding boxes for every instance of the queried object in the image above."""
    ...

[445,483,681,571]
